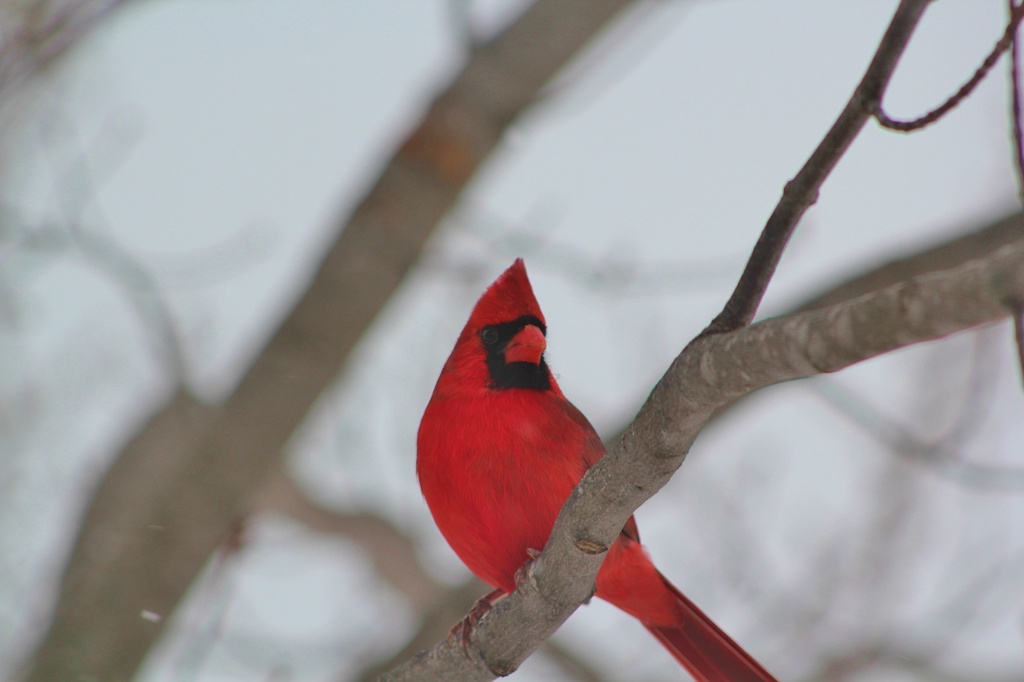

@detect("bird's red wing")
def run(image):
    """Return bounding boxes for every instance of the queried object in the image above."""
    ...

[557,397,641,543]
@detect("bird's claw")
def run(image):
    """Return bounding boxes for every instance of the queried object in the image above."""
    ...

[449,587,506,653]
[449,550,542,654]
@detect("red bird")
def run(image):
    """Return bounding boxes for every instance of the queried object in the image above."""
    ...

[417,259,777,681]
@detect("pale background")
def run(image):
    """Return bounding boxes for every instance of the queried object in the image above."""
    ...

[2,1,1023,680]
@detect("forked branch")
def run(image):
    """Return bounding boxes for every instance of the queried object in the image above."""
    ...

[704,0,933,335]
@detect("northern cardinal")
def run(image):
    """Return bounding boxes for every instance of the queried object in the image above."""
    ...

[417,259,776,681]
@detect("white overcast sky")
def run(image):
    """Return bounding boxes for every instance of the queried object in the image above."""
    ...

[2,1,1023,681]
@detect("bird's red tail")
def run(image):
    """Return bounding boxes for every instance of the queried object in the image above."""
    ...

[642,576,777,682]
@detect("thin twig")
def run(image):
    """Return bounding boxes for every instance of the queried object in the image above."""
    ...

[1010,0,1024,197]
[809,377,1024,491]
[0,0,134,104]
[875,2,1024,132]
[446,208,741,295]
[703,0,933,335]
[1013,303,1024,387]
[2,207,187,379]
[253,471,442,608]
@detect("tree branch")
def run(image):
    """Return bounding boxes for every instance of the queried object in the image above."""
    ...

[598,211,1024,448]
[875,1,1024,131]
[794,212,1024,312]
[252,471,443,609]
[380,237,1024,681]
[251,472,608,682]
[705,0,932,334]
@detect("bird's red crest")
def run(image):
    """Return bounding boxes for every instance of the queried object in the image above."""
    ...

[465,258,545,331]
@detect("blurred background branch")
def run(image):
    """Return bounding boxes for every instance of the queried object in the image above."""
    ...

[15,2,642,680]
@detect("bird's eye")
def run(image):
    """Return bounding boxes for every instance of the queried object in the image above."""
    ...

[480,327,499,346]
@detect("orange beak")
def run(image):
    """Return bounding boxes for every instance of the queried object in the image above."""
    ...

[503,324,546,365]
